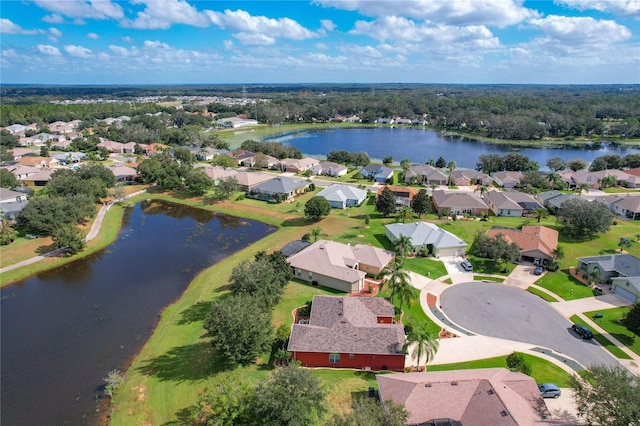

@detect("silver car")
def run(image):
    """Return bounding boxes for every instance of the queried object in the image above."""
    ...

[538,383,561,399]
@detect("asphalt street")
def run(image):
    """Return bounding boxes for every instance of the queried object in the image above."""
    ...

[440,282,623,370]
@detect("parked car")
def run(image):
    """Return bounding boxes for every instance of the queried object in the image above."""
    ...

[534,266,544,275]
[460,259,473,271]
[538,383,561,399]
[571,324,593,339]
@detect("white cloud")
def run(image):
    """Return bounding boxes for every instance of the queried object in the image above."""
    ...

[124,0,209,29]
[43,13,64,24]
[49,27,63,38]
[109,45,136,56]
[555,0,640,18]
[351,16,500,48]
[338,44,383,59]
[64,44,92,58]
[318,0,539,27]
[87,32,99,39]
[321,19,336,31]
[1,18,40,35]
[37,44,62,56]
[121,36,134,44]
[32,0,124,20]
[233,32,276,46]
[206,9,320,43]
[528,15,631,45]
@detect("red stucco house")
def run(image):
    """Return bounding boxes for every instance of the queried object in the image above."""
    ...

[287,295,406,371]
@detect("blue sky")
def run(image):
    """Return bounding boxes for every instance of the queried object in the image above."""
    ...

[1,0,639,85]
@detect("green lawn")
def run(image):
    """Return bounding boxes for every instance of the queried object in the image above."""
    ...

[377,286,441,335]
[535,270,598,300]
[403,257,448,279]
[584,307,640,356]
[570,315,631,359]
[429,353,573,387]
[312,369,380,416]
[474,275,505,283]
[527,286,559,302]
[273,280,342,329]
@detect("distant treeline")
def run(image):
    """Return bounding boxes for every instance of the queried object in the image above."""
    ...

[1,84,639,141]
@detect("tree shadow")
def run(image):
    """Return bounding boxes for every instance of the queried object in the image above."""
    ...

[36,243,60,255]
[177,301,212,325]
[373,234,394,250]
[136,341,233,382]
[281,217,311,227]
[161,407,192,426]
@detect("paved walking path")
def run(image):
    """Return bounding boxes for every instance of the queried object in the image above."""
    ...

[0,187,150,276]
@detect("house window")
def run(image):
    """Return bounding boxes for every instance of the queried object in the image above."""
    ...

[297,269,301,277]
[329,353,340,364]
[349,353,355,359]
[309,272,313,281]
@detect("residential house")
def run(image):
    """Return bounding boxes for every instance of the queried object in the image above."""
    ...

[9,148,36,160]
[121,142,144,154]
[403,164,448,186]
[376,118,394,124]
[491,171,523,189]
[385,221,467,257]
[234,150,256,167]
[486,225,558,265]
[51,139,73,150]
[286,240,395,293]
[53,152,87,164]
[248,176,309,202]
[146,143,170,155]
[4,124,27,135]
[450,169,492,186]
[278,157,320,173]
[2,165,40,180]
[361,165,394,183]
[536,191,579,213]
[21,169,53,186]
[377,368,554,426]
[110,166,137,183]
[577,254,640,303]
[201,166,240,183]
[484,190,542,217]
[377,185,420,207]
[18,156,59,169]
[431,190,489,216]
[312,161,348,177]
[288,295,406,371]
[98,140,126,153]
[215,117,258,128]
[232,171,276,192]
[192,147,230,161]
[0,188,29,222]
[316,184,367,209]
[611,196,640,220]
[49,120,80,134]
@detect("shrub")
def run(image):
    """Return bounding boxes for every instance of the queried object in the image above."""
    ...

[506,352,531,376]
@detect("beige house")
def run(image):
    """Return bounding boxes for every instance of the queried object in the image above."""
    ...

[432,190,489,216]
[286,240,395,293]
[377,368,557,426]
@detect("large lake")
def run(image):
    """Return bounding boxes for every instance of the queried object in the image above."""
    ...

[0,200,275,426]
[268,128,640,169]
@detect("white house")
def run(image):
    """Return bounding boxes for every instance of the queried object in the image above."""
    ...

[385,221,467,257]
[316,184,367,209]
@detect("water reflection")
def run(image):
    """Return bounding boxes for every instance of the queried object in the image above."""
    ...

[0,201,275,426]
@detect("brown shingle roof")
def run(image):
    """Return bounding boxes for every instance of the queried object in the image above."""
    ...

[377,368,554,426]
[486,225,558,259]
[288,296,405,355]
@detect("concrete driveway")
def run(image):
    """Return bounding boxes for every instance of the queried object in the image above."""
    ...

[440,256,474,276]
[440,282,623,370]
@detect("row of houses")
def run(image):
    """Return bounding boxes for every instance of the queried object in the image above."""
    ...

[537,190,640,220]
[492,168,640,190]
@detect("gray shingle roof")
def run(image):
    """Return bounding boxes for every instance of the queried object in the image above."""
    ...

[578,254,640,277]
[316,184,367,204]
[288,296,405,355]
[252,176,308,194]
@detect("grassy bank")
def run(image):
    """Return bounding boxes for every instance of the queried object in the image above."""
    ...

[584,307,640,356]
[570,315,631,359]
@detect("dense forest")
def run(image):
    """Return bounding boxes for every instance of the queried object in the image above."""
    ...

[1,84,639,141]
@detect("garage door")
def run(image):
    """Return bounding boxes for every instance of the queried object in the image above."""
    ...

[615,286,638,303]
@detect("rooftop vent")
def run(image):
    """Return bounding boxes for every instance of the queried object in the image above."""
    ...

[487,389,495,395]
[451,381,458,386]
[424,383,432,387]
[500,410,509,417]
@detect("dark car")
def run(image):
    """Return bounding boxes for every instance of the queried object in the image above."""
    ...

[538,383,561,399]
[572,324,593,339]
[460,259,473,271]
[534,266,544,275]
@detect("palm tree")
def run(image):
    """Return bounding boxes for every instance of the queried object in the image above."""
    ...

[589,267,601,284]
[393,234,413,257]
[430,183,438,194]
[447,161,457,186]
[576,183,589,195]
[535,207,549,223]
[619,237,632,253]
[474,184,489,198]
[600,175,617,189]
[396,206,413,224]
[384,261,411,303]
[394,279,418,314]
[311,227,322,242]
[547,173,561,190]
[403,327,439,371]
[552,245,565,261]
